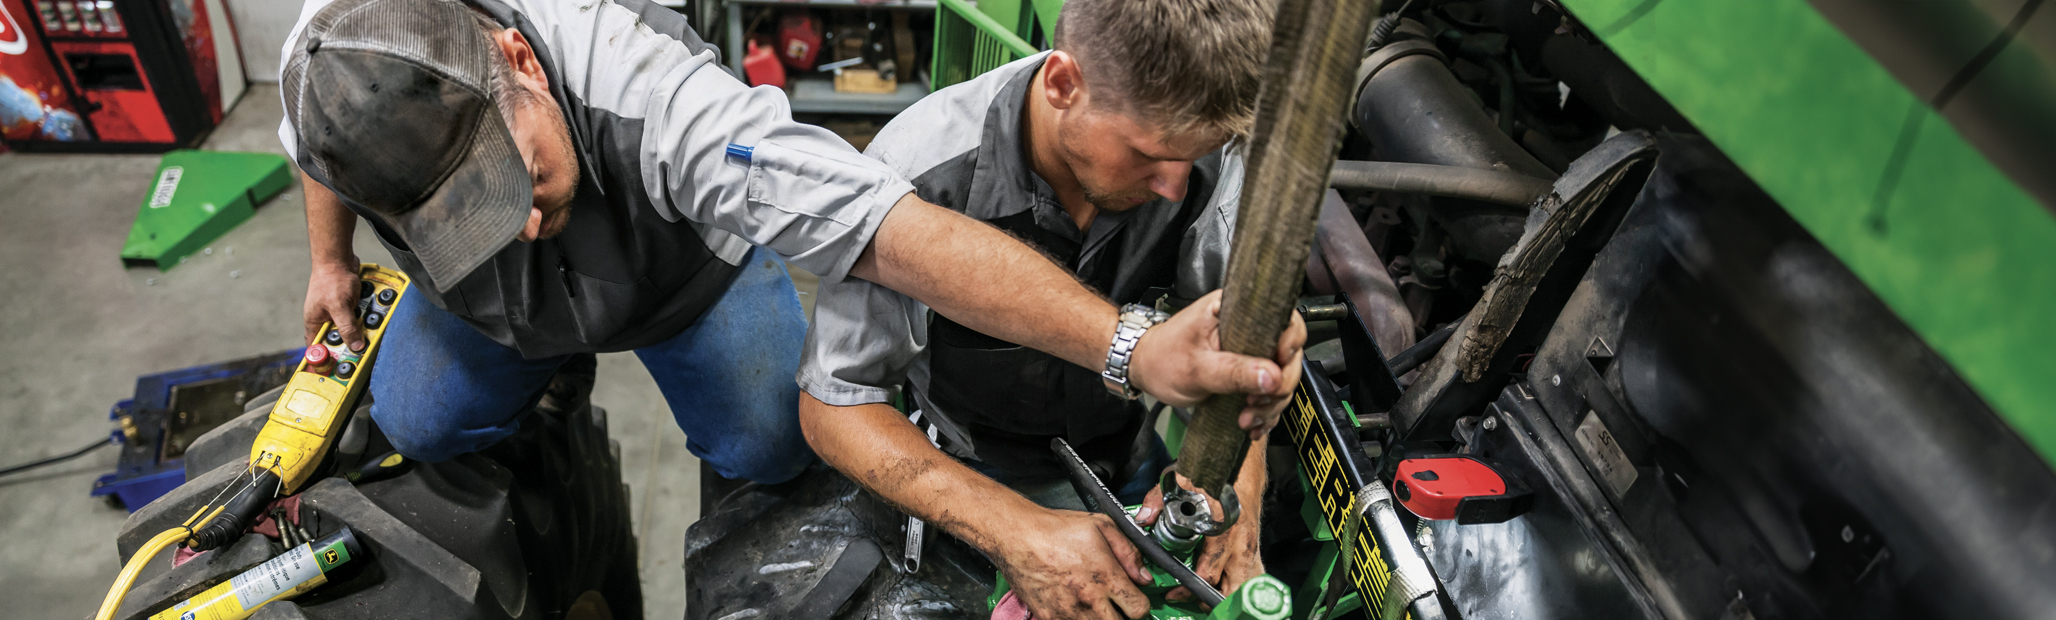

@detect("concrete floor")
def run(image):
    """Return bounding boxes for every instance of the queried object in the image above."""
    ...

[0,86,820,619]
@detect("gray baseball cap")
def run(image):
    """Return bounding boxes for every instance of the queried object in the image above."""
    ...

[282,0,531,292]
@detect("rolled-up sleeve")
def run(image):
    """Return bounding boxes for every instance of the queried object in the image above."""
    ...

[639,60,915,285]
[798,275,930,406]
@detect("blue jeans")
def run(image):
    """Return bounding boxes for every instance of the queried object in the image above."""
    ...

[369,246,814,483]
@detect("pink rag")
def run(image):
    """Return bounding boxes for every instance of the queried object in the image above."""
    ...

[991,590,1034,620]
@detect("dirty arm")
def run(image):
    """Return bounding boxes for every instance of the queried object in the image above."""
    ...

[300,170,368,349]
[799,394,1155,618]
[849,194,1298,419]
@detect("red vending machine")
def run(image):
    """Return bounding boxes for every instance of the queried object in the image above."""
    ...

[0,0,242,152]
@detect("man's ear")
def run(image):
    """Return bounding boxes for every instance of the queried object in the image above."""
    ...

[1042,51,1085,111]
[491,28,552,100]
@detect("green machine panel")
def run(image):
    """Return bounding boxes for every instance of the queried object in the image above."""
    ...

[1558,0,2056,465]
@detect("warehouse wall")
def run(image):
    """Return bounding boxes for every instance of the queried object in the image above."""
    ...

[226,0,305,83]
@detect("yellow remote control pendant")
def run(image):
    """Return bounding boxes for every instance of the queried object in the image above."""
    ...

[250,264,409,495]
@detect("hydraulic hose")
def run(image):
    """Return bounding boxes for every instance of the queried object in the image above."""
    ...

[0,435,114,477]
[1329,160,1551,207]
[1052,439,1224,607]
[1387,317,1463,376]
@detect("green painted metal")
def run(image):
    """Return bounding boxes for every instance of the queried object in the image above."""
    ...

[1215,574,1293,620]
[1556,0,2056,465]
[1029,0,1063,43]
[1166,406,1189,457]
[120,150,293,271]
[974,0,1031,35]
[931,0,1040,90]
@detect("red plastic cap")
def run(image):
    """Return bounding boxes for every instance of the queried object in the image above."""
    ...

[1394,455,1507,521]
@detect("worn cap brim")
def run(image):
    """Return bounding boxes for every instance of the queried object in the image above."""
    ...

[383,108,531,293]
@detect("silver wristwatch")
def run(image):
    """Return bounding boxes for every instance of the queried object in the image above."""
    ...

[1102,303,1171,400]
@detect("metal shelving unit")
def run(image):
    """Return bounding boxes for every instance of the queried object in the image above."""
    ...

[721,0,936,115]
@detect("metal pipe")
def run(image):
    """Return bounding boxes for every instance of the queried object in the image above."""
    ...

[1329,160,1553,206]
[1387,317,1461,376]
[1052,439,1224,607]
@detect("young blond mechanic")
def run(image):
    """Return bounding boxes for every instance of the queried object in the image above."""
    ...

[797,1,1295,618]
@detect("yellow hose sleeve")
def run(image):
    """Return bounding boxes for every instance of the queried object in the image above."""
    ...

[94,505,226,620]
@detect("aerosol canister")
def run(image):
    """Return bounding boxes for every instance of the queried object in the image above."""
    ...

[148,527,362,620]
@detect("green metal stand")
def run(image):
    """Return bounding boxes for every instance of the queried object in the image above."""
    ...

[120,150,293,271]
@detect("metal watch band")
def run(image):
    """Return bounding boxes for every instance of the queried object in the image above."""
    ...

[1102,303,1171,400]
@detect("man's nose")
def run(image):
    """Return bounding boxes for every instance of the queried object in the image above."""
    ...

[1149,161,1195,202]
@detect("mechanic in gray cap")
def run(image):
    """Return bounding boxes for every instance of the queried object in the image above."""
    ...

[277,0,1303,487]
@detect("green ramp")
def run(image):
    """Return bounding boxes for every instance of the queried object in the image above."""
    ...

[121,150,293,271]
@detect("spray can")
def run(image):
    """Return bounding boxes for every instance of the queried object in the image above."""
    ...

[148,527,361,620]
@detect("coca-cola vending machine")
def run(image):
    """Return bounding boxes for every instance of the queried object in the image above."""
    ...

[0,0,243,152]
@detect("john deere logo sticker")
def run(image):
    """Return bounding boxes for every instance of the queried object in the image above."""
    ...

[324,548,340,564]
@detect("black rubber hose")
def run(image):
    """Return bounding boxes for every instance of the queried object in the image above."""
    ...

[1052,438,1225,607]
[1329,160,1552,206]
[1388,318,1462,376]
[190,469,282,551]
[0,436,114,477]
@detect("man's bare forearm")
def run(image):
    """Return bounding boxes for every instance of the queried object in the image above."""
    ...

[850,194,1117,372]
[798,394,1045,554]
[301,170,357,267]
[1234,435,1265,524]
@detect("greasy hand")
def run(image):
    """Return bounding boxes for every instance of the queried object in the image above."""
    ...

[998,509,1153,619]
[1185,509,1264,604]
[303,260,366,351]
[1128,290,1308,439]
[1135,473,1266,606]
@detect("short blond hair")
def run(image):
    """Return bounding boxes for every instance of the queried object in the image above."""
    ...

[1054,0,1273,140]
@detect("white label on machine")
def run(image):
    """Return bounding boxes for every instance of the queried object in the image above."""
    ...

[149,167,184,208]
[232,543,321,610]
[1574,410,1637,497]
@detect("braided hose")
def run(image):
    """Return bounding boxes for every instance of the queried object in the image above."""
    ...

[1180,0,1379,497]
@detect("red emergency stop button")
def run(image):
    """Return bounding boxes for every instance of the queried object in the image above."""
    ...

[303,344,335,375]
[1394,455,1533,524]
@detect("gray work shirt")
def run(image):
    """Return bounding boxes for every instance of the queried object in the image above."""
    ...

[278,0,914,357]
[797,52,1244,475]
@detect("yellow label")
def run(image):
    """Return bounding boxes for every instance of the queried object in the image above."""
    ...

[281,389,332,430]
[1286,383,1403,615]
[150,544,330,620]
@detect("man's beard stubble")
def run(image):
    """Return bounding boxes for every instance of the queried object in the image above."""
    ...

[532,103,580,240]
